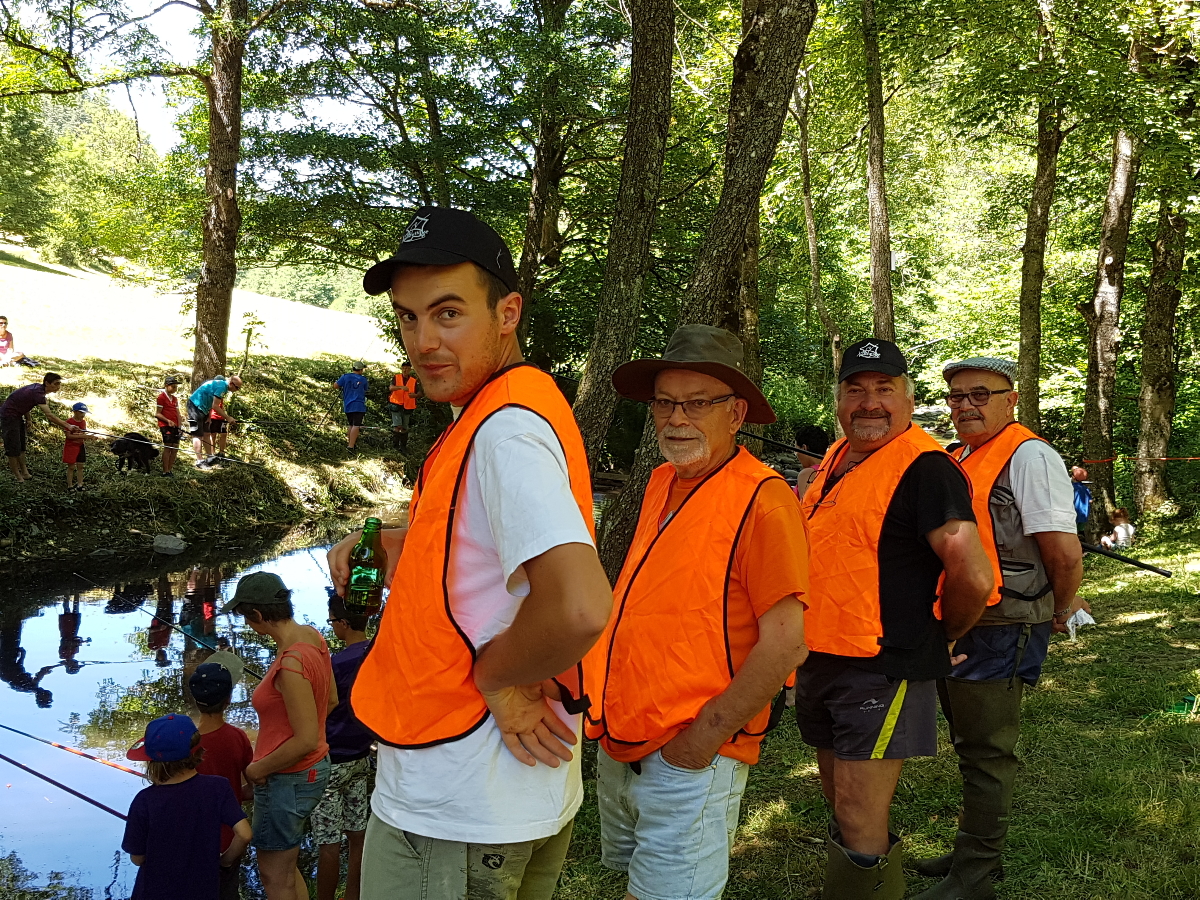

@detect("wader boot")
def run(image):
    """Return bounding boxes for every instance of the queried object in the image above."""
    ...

[390,429,402,450]
[822,822,905,900]
[914,677,1023,900]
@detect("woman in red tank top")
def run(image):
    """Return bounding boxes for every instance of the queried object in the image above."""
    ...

[222,572,335,900]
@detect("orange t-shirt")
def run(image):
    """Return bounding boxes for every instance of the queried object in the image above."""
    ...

[251,633,331,773]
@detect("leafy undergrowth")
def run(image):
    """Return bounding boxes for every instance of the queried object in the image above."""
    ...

[0,353,412,561]
[558,526,1200,900]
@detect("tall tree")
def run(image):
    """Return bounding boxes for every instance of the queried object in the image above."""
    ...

[1016,100,1065,433]
[1,0,293,387]
[1134,197,1186,517]
[861,0,894,340]
[572,0,675,470]
[597,0,819,576]
[1081,126,1141,535]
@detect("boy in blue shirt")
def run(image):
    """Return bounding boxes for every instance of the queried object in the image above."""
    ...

[335,363,369,451]
[122,713,251,900]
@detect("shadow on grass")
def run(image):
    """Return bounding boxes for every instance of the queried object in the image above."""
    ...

[0,248,75,277]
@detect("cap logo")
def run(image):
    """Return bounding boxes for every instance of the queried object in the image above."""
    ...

[402,215,430,243]
[857,342,881,359]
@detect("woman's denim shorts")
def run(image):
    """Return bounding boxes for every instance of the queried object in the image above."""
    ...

[252,756,330,851]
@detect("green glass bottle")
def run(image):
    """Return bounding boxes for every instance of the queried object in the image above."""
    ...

[346,517,386,616]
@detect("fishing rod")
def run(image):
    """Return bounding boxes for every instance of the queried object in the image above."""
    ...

[1080,541,1172,577]
[0,723,146,779]
[80,429,266,470]
[0,750,129,820]
[70,572,264,681]
[738,430,824,460]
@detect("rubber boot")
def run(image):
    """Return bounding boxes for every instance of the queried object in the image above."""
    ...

[398,430,409,452]
[913,677,1023,900]
[390,430,402,450]
[822,823,904,900]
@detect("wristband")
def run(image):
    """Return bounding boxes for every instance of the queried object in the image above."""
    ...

[1054,609,1071,618]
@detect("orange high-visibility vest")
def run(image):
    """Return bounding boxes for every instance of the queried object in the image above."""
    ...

[802,425,961,657]
[953,420,1049,607]
[353,363,594,747]
[583,447,787,765]
[390,374,418,409]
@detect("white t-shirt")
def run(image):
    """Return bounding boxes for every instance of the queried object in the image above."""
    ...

[371,407,595,844]
[961,437,1076,535]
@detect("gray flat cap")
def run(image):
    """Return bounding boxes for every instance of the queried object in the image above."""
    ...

[943,357,1017,386]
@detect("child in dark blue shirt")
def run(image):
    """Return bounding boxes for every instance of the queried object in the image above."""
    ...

[122,714,251,900]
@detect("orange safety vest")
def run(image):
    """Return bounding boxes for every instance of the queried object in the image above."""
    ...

[353,363,594,748]
[952,420,1048,607]
[802,425,962,657]
[583,447,787,765]
[390,374,418,409]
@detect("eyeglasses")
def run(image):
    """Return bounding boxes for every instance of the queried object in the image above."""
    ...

[945,389,1011,408]
[648,394,736,419]
[326,617,346,625]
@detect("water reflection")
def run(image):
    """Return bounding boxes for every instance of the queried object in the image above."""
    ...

[0,536,345,898]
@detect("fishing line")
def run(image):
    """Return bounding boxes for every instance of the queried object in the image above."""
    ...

[0,750,129,820]
[0,723,146,779]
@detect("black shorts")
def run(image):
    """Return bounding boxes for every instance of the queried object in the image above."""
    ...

[159,426,181,448]
[794,655,938,761]
[186,401,209,436]
[1,415,25,457]
[345,411,365,427]
[208,419,229,435]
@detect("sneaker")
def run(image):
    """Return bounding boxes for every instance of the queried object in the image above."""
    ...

[161,471,174,477]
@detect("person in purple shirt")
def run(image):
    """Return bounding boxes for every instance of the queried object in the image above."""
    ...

[123,714,252,900]
[1,372,78,482]
[310,594,376,900]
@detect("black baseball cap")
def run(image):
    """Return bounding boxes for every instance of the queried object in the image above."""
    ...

[189,662,234,706]
[838,338,908,382]
[363,207,519,297]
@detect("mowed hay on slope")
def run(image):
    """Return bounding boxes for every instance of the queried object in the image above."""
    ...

[0,246,393,367]
[557,531,1200,900]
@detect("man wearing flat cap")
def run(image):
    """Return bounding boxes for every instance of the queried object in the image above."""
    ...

[911,357,1085,900]
[582,324,810,900]
[795,338,994,900]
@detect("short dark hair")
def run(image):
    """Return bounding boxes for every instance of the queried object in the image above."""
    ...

[195,696,230,715]
[328,596,369,632]
[475,263,510,312]
[237,596,294,623]
[794,424,830,455]
[145,732,204,784]
[43,372,62,386]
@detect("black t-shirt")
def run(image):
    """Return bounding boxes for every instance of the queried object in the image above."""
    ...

[812,451,977,681]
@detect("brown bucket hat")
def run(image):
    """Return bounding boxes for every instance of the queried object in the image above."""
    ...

[612,325,776,424]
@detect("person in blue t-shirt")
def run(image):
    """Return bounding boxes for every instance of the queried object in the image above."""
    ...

[122,713,251,900]
[1071,466,1091,528]
[335,363,369,451]
[188,375,243,469]
[311,593,376,900]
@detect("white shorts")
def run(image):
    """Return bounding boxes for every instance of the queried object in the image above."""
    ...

[597,746,748,900]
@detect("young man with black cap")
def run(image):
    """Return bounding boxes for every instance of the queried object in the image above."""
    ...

[583,324,811,900]
[795,338,994,900]
[328,206,612,900]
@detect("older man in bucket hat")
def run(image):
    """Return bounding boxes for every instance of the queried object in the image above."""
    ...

[582,324,811,900]
[910,357,1085,900]
[794,338,994,900]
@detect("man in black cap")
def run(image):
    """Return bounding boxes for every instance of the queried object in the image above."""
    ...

[794,338,993,900]
[330,207,612,900]
[583,324,811,900]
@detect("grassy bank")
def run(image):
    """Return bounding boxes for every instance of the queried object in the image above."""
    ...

[558,526,1200,900]
[0,352,413,562]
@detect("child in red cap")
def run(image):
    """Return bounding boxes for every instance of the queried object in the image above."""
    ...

[122,713,252,900]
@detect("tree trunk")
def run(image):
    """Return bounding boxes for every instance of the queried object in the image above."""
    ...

[796,79,841,410]
[598,0,818,577]
[728,210,762,455]
[1081,127,1141,539]
[417,44,452,207]
[1017,100,1064,433]
[191,0,247,387]
[516,0,573,365]
[861,0,894,341]
[572,0,675,471]
[1135,198,1185,517]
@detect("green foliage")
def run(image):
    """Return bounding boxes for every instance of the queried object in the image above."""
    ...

[0,98,55,237]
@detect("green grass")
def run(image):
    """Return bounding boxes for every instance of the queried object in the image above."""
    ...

[0,247,75,276]
[557,528,1200,899]
[0,352,413,559]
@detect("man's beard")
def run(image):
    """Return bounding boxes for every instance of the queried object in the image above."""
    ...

[848,412,891,442]
[658,424,710,469]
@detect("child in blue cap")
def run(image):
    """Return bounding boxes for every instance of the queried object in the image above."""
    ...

[122,713,252,900]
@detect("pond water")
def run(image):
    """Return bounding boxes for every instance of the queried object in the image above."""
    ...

[0,537,350,898]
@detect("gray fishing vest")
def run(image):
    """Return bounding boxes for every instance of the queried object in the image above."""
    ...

[977,454,1056,626]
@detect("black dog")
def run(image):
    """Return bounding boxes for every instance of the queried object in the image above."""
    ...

[111,432,159,474]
